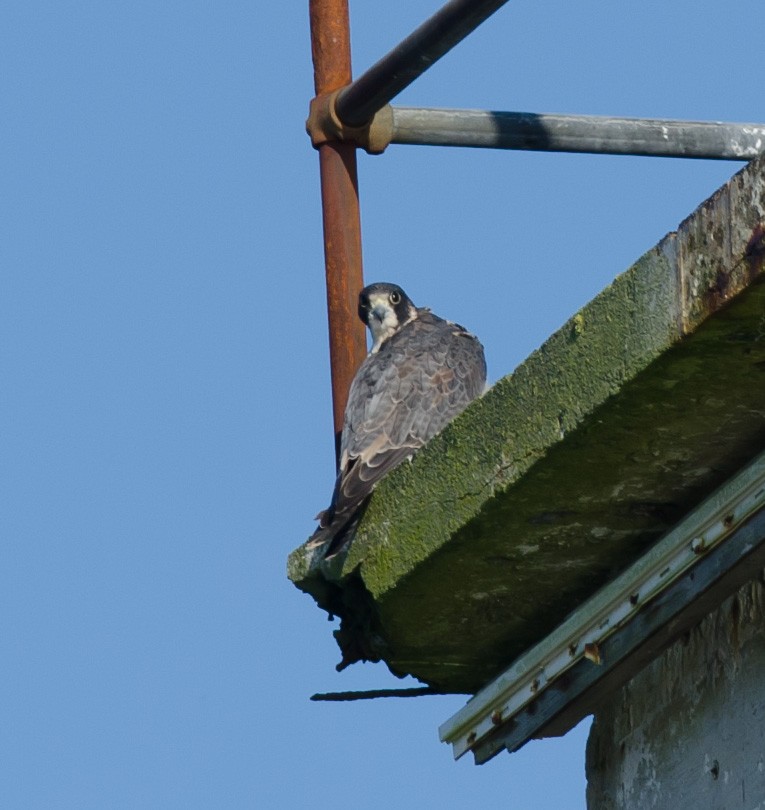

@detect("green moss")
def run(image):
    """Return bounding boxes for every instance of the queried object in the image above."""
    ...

[347,236,680,599]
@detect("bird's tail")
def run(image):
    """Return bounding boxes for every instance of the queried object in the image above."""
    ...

[307,501,369,559]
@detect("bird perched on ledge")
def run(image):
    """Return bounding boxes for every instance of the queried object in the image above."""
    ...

[311,282,487,558]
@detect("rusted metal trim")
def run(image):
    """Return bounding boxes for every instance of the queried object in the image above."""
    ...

[309,0,367,462]
[477,508,765,763]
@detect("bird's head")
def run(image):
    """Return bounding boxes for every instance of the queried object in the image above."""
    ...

[358,282,417,353]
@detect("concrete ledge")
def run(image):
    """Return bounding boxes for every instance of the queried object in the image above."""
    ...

[288,156,765,694]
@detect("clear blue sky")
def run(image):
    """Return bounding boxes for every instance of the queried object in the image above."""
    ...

[2,1,756,807]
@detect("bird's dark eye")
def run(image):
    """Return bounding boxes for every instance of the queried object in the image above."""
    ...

[389,291,401,305]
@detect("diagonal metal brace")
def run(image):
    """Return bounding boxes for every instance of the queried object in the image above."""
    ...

[307,89,394,155]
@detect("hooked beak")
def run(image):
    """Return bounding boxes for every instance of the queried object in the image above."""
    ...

[370,304,387,323]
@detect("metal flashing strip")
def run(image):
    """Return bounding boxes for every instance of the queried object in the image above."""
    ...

[439,451,765,763]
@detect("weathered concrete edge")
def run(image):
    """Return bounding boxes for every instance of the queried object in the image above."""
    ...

[438,449,765,755]
[288,156,765,607]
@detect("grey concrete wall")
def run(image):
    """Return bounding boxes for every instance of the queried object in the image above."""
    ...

[586,573,765,809]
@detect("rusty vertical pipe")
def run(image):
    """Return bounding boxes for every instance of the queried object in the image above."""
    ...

[309,0,366,464]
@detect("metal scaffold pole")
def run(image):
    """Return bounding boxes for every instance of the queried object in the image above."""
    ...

[335,0,512,127]
[309,0,764,163]
[389,108,765,160]
[307,0,765,459]
[309,0,367,463]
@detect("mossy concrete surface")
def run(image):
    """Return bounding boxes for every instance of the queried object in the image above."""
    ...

[288,156,765,694]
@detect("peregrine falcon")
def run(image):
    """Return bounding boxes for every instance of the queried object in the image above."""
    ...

[312,282,486,557]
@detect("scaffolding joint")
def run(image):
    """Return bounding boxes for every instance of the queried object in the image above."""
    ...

[307,90,393,155]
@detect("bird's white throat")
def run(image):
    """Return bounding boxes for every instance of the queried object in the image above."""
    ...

[367,297,403,353]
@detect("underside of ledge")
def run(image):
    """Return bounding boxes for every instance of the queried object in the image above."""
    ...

[288,156,765,694]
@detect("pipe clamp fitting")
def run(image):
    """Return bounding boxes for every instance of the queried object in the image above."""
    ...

[306,90,393,155]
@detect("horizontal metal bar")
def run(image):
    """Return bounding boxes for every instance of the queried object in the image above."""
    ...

[439,450,765,763]
[391,107,765,159]
[334,0,511,128]
[310,687,440,701]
